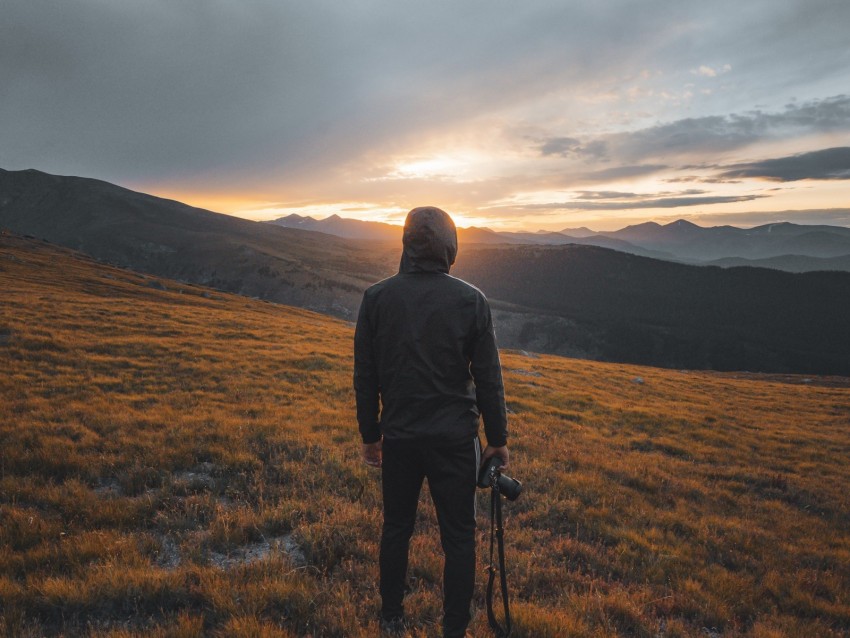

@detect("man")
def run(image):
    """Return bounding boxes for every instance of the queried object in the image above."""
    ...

[354,206,509,638]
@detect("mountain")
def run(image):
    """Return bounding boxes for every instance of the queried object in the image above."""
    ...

[268,213,402,241]
[0,168,396,318]
[743,221,850,238]
[4,167,850,374]
[603,218,850,263]
[270,213,850,269]
[707,253,850,272]
[558,226,598,237]
[492,228,668,257]
[606,219,704,244]
[269,213,524,245]
[453,244,850,375]
[270,213,673,258]
[457,226,520,244]
[496,230,584,244]
[555,234,675,259]
[4,232,849,636]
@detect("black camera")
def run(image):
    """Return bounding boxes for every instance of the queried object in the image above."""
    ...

[477,456,522,501]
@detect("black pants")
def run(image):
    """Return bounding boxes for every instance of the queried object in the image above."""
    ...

[380,436,480,638]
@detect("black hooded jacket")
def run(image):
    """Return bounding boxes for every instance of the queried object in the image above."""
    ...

[354,206,508,447]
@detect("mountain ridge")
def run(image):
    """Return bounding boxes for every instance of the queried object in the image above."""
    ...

[0,167,396,319]
[267,213,677,260]
[4,166,850,374]
[268,209,850,268]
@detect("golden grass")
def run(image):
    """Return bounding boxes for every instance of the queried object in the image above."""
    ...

[1,234,849,637]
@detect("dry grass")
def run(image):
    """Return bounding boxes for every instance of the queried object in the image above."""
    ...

[1,234,849,637]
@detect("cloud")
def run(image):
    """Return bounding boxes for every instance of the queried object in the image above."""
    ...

[537,95,850,166]
[572,189,708,200]
[665,176,743,184]
[540,137,608,159]
[576,165,669,181]
[540,137,582,156]
[572,191,646,200]
[717,147,850,181]
[622,95,850,161]
[0,0,691,187]
[1,0,849,228]
[691,64,731,77]
[512,194,765,212]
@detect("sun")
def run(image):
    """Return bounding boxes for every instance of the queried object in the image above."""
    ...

[448,212,500,229]
[390,156,469,180]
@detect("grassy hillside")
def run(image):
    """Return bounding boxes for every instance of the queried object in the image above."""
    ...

[0,168,396,319]
[2,234,850,637]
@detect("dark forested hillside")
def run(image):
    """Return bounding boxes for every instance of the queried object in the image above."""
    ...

[455,245,850,374]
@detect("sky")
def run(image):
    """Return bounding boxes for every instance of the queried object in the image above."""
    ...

[2,1,850,231]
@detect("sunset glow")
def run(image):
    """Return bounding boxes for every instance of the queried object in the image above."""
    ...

[3,2,849,231]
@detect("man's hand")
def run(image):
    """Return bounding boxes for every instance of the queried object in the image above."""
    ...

[362,440,383,468]
[482,444,509,471]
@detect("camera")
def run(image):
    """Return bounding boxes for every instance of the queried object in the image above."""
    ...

[477,456,522,501]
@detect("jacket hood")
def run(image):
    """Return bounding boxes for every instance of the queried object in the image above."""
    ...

[399,206,458,274]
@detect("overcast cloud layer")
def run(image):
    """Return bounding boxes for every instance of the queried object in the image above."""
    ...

[2,0,850,229]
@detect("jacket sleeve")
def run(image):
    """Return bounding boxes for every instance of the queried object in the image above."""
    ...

[469,294,508,447]
[354,293,382,443]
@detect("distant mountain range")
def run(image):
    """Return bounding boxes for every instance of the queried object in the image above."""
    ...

[269,214,675,260]
[605,218,850,263]
[3,167,850,374]
[270,213,850,271]
[268,213,518,246]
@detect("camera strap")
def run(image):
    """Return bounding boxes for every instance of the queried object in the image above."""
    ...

[486,482,512,637]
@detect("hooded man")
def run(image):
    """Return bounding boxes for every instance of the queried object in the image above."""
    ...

[354,206,509,637]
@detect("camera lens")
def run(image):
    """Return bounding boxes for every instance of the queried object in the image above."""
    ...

[496,474,522,501]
